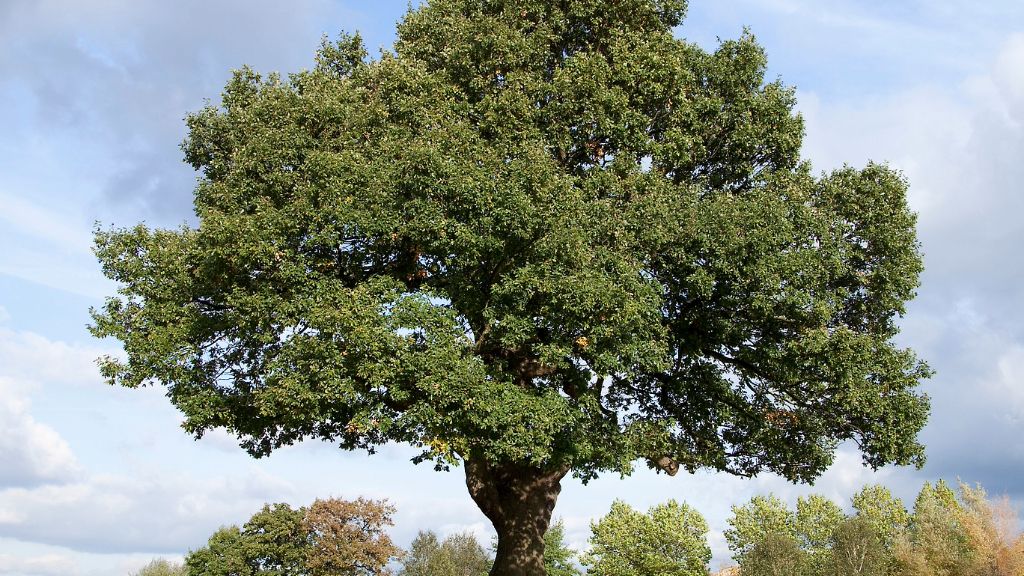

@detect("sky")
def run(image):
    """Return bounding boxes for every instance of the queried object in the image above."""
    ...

[1,0,1023,574]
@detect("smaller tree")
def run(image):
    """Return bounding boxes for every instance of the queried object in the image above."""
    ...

[831,517,887,576]
[400,530,492,576]
[187,526,260,576]
[543,519,581,576]
[893,481,971,576]
[955,483,1024,576]
[187,498,399,576]
[850,484,910,574]
[851,485,910,546]
[400,531,443,576]
[740,533,806,576]
[304,497,400,575]
[132,559,187,576]
[583,499,710,576]
[796,494,845,574]
[725,495,795,564]
[244,503,308,575]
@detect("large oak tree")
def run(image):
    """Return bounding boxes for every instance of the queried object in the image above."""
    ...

[92,1,931,574]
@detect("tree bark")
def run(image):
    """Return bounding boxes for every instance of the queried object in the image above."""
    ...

[464,459,569,576]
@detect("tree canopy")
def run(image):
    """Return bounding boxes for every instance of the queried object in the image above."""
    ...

[133,559,187,576]
[583,499,710,576]
[399,530,492,576]
[91,0,930,573]
[185,498,398,576]
[722,481,1024,576]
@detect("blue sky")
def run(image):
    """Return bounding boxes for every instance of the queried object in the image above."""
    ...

[1,1,1023,574]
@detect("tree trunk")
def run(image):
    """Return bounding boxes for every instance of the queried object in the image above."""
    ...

[464,459,569,576]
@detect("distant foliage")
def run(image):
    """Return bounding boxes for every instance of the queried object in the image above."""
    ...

[304,497,400,575]
[830,517,887,576]
[583,499,710,576]
[132,559,187,576]
[957,486,1024,576]
[186,497,399,576]
[725,495,795,564]
[797,495,845,574]
[895,482,1024,576]
[543,519,581,576]
[894,480,972,576]
[724,481,1024,576]
[741,532,806,576]
[399,530,492,576]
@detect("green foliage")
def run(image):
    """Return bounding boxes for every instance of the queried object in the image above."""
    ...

[727,494,841,575]
[796,495,845,574]
[723,481,1024,576]
[894,481,980,576]
[187,526,257,576]
[245,503,308,575]
[186,499,398,576]
[92,0,930,486]
[726,495,795,563]
[848,483,909,574]
[543,519,581,576]
[830,517,887,576]
[851,485,910,550]
[187,504,307,576]
[741,532,806,576]
[583,499,710,576]
[400,532,443,576]
[132,559,187,576]
[400,530,492,576]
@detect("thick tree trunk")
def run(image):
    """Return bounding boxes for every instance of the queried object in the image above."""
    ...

[464,459,569,576]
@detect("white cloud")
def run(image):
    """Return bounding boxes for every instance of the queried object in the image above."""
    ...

[0,324,300,554]
[0,553,79,576]
[0,378,79,489]
[0,327,109,389]
[795,28,1024,496]
[0,193,92,260]
[0,467,297,554]
[995,346,1024,421]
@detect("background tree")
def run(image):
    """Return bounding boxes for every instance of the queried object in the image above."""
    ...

[400,530,492,576]
[244,503,308,575]
[132,559,187,576]
[851,485,910,552]
[187,498,398,576]
[725,495,795,564]
[850,484,909,574]
[951,483,1024,576]
[582,499,710,576]
[727,493,842,575]
[91,0,931,574]
[543,519,581,576]
[892,481,971,576]
[303,497,400,576]
[187,526,260,576]
[740,532,806,576]
[796,494,845,574]
[830,517,887,576]
[399,531,443,576]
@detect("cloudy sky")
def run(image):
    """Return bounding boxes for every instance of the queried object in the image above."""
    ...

[1,0,1023,574]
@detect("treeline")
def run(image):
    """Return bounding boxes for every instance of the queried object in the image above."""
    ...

[727,481,1024,576]
[133,480,1023,576]
[130,499,580,576]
